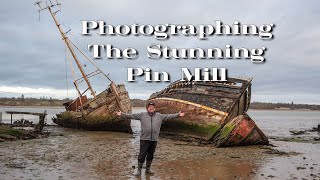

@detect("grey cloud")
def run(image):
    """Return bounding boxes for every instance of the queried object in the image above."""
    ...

[0,0,319,104]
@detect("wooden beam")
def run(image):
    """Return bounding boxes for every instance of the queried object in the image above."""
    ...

[5,111,46,116]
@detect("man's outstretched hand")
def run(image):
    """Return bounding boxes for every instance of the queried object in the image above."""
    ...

[178,111,185,117]
[116,110,122,116]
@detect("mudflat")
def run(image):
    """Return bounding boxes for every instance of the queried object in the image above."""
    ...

[1,126,318,180]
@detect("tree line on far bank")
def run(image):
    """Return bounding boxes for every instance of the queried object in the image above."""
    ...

[0,96,319,110]
[250,102,320,110]
[0,96,70,106]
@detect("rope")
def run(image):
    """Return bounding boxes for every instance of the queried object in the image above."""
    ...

[66,46,77,87]
[56,17,112,82]
[68,39,112,82]
[54,12,113,97]
[64,44,69,97]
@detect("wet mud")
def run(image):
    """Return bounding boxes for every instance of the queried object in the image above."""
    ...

[2,125,317,180]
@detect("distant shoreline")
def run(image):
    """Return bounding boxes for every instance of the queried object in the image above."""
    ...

[0,106,318,112]
[249,108,320,112]
[0,105,64,109]
[133,107,320,111]
[1,98,320,111]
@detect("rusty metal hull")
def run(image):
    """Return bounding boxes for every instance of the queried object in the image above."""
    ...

[150,78,268,146]
[53,84,132,132]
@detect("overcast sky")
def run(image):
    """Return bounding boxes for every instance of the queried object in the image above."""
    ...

[1,0,319,104]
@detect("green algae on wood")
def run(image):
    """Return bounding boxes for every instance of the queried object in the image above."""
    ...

[212,123,236,145]
[53,112,131,132]
[160,119,222,140]
[0,126,24,137]
[0,125,39,141]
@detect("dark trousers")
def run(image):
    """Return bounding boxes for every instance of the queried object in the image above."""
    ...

[138,140,157,164]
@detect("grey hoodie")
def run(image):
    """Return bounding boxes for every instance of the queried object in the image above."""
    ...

[121,112,179,141]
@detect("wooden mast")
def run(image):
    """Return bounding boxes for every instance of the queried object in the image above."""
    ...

[47,6,96,97]
[37,2,126,112]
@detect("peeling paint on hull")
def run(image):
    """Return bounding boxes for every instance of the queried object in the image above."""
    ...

[150,78,269,147]
[213,114,269,147]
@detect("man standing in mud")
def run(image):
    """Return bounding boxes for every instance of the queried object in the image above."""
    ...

[116,102,185,176]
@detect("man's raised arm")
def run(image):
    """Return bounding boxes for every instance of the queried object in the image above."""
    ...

[160,111,185,121]
[116,110,142,120]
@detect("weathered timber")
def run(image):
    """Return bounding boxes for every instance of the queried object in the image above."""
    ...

[53,84,132,132]
[5,111,47,116]
[6,111,47,133]
[213,114,268,147]
[34,111,47,133]
[150,77,269,147]
[4,111,47,133]
[63,96,88,111]
[38,3,132,132]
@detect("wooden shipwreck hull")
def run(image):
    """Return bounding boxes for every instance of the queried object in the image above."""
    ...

[149,77,268,147]
[53,84,132,133]
[213,114,268,147]
[39,4,133,133]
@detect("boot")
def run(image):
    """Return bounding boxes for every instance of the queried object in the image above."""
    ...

[145,161,154,175]
[134,162,143,176]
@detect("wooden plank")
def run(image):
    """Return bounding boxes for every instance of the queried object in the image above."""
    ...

[5,111,45,116]
[193,82,243,89]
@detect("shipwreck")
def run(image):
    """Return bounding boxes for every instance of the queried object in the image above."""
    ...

[36,2,132,132]
[149,78,269,147]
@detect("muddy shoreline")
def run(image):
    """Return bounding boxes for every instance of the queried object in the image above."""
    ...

[0,125,50,142]
[1,107,320,179]
[1,126,316,180]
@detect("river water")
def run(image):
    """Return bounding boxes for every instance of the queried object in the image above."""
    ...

[0,106,319,179]
[1,106,319,138]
